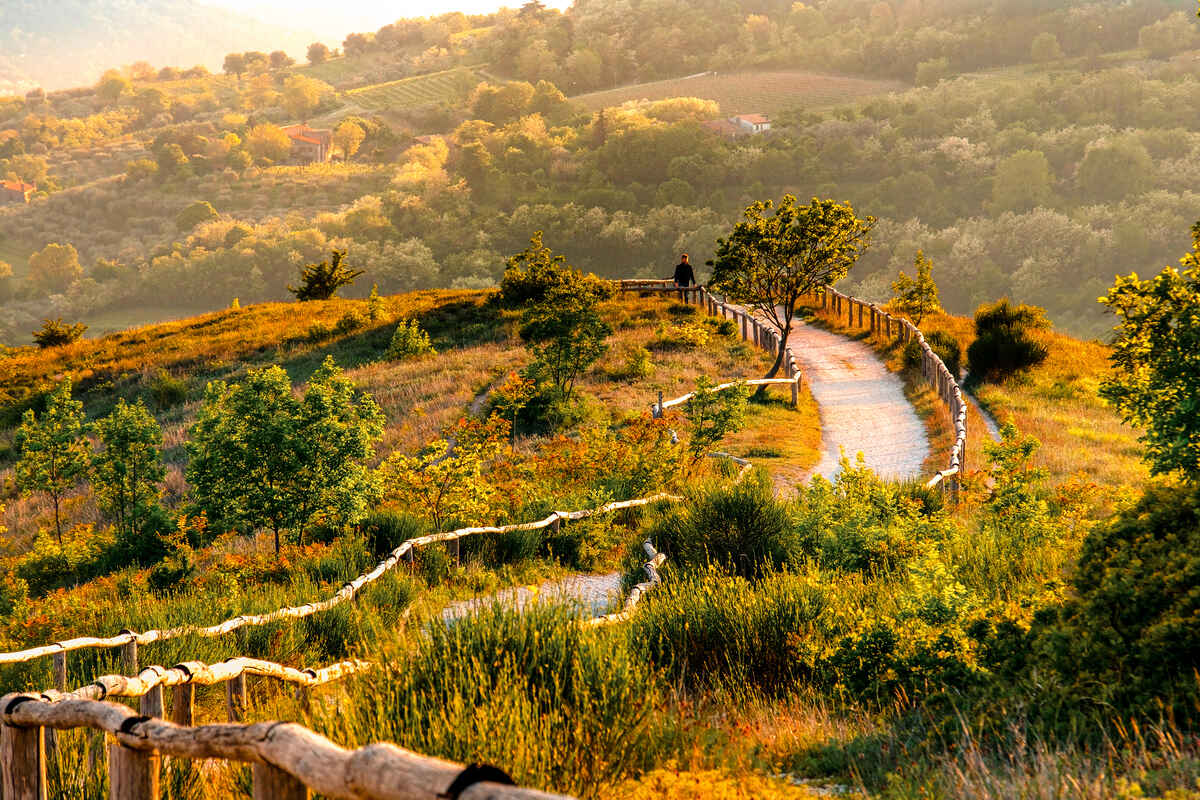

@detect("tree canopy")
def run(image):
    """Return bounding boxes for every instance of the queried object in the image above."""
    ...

[709,195,875,377]
[1101,221,1200,480]
[186,358,384,552]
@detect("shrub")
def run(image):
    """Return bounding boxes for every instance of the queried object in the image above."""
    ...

[609,345,653,380]
[32,318,86,348]
[966,298,1049,382]
[385,318,435,359]
[359,510,425,559]
[288,249,363,301]
[148,545,196,594]
[641,471,798,577]
[794,455,947,575]
[335,309,365,335]
[146,368,188,409]
[498,231,614,309]
[175,200,218,231]
[652,321,709,351]
[1037,483,1200,723]
[632,568,828,689]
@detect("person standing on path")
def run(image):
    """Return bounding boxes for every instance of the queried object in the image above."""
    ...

[673,253,696,288]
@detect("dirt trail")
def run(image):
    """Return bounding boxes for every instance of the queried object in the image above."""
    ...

[787,319,929,483]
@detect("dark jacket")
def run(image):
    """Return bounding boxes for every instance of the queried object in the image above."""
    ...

[673,261,695,286]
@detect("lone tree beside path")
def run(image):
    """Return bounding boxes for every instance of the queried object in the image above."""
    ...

[709,195,876,378]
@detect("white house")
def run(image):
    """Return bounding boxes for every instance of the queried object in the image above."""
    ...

[731,113,771,134]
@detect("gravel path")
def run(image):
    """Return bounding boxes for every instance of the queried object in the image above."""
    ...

[787,319,929,483]
[441,573,621,623]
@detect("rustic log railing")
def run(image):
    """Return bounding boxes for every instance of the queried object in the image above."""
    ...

[0,691,572,800]
[0,493,687,679]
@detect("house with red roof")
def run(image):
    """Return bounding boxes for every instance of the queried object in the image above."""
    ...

[0,180,34,204]
[701,114,772,139]
[281,124,333,163]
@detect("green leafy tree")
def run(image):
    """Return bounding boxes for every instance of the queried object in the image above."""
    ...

[1078,138,1153,203]
[1100,222,1200,479]
[95,69,130,104]
[223,53,247,79]
[186,358,384,553]
[289,249,364,301]
[282,75,329,121]
[709,195,875,377]
[176,200,218,231]
[386,318,436,359]
[14,381,90,544]
[379,414,508,531]
[498,232,613,308]
[269,50,295,69]
[1030,32,1063,62]
[334,120,366,161]
[890,250,940,325]
[92,399,165,542]
[966,299,1050,382]
[307,42,330,64]
[991,150,1053,213]
[683,377,749,464]
[28,243,82,294]
[245,123,292,164]
[520,281,612,400]
[32,318,86,348]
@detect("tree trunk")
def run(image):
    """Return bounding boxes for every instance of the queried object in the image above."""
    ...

[763,310,794,379]
[52,496,62,546]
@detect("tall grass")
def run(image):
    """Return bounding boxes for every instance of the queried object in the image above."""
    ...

[307,604,667,798]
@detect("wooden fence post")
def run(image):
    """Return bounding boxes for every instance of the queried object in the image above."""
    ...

[740,313,747,340]
[171,685,194,727]
[109,742,159,800]
[226,674,246,723]
[2,723,47,800]
[847,300,853,327]
[139,685,163,720]
[857,302,863,328]
[121,636,138,674]
[252,762,308,800]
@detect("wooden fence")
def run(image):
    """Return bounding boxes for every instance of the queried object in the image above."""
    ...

[0,690,572,800]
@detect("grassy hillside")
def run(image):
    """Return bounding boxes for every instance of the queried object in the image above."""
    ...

[572,70,905,115]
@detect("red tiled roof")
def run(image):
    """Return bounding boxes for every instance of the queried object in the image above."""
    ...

[735,113,769,124]
[291,135,322,145]
[1,180,33,192]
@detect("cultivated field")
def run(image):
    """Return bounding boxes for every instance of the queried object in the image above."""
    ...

[345,66,485,111]
[572,70,905,115]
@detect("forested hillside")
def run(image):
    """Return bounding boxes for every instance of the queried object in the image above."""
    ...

[1,0,1197,345]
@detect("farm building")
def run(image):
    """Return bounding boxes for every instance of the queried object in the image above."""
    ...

[732,113,771,134]
[281,124,333,163]
[701,113,771,139]
[0,180,34,204]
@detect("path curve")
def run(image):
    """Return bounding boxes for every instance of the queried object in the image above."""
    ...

[788,319,929,483]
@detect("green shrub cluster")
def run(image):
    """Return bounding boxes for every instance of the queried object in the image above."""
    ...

[385,318,436,360]
[967,299,1050,382]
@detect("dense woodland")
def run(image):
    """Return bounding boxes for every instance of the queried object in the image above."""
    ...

[0,0,1198,342]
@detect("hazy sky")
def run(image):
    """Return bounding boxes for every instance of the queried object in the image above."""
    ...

[206,0,572,45]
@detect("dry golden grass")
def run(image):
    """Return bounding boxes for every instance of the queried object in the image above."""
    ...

[916,310,1147,496]
[1,289,823,545]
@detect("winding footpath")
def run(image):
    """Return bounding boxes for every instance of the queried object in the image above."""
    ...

[787,318,929,483]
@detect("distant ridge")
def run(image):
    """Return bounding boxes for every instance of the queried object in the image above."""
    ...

[0,0,317,92]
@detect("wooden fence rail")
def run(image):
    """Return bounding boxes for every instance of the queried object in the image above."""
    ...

[0,494,687,676]
[0,691,573,800]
